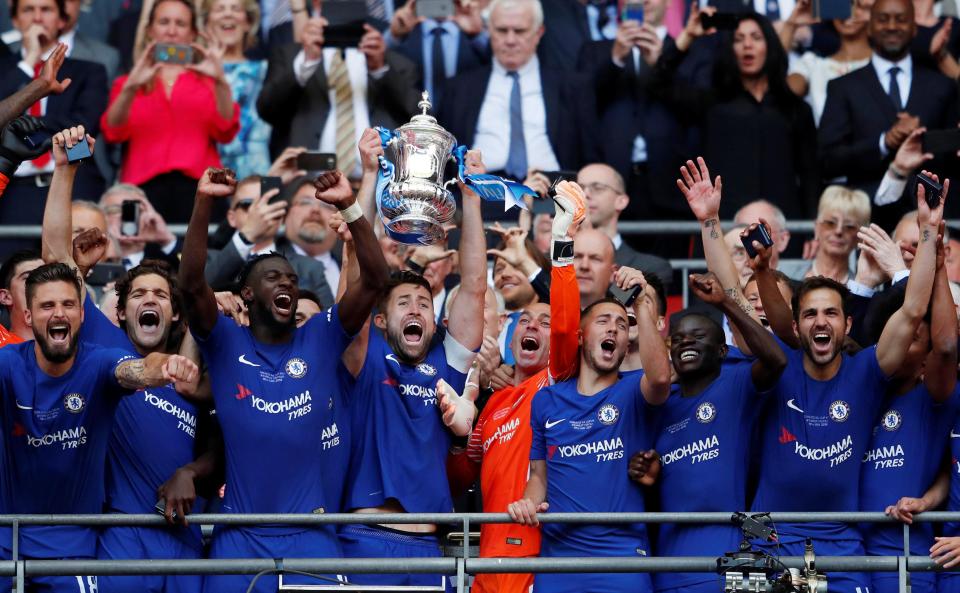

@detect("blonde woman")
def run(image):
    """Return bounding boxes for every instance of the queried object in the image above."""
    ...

[804,185,872,282]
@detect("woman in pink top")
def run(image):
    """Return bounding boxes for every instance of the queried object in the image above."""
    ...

[101,0,240,223]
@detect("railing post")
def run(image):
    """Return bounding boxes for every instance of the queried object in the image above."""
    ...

[901,523,910,593]
[682,266,689,308]
[459,516,469,593]
[15,560,23,593]
[11,518,17,593]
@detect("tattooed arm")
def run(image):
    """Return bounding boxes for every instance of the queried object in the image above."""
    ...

[116,353,199,391]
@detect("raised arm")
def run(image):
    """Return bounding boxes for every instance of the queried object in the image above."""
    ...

[0,43,71,128]
[313,170,388,335]
[115,352,199,391]
[613,268,671,405]
[43,126,95,270]
[745,220,800,349]
[547,181,586,382]
[446,150,487,351]
[692,272,787,390]
[876,172,944,377]
[924,223,957,401]
[179,168,237,338]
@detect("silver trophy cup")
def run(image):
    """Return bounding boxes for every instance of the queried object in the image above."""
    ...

[380,92,458,245]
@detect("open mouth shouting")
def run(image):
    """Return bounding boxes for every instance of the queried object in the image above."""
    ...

[402,318,425,347]
[520,335,540,352]
[138,309,161,335]
[48,321,70,346]
[273,292,293,317]
[809,329,834,357]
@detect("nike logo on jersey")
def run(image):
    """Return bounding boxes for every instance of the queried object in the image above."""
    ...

[238,354,260,367]
[545,419,566,429]
[786,399,805,413]
[951,431,960,439]
[386,354,401,366]
[14,401,32,410]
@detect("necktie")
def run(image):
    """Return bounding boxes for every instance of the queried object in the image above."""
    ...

[430,27,447,105]
[367,0,387,21]
[29,62,50,168]
[888,66,903,111]
[329,51,358,177]
[505,71,527,181]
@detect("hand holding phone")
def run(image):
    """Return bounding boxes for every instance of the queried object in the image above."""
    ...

[261,176,284,204]
[622,1,644,22]
[296,152,336,172]
[154,43,194,65]
[740,221,774,258]
[66,139,92,163]
[121,200,141,237]
[916,172,943,210]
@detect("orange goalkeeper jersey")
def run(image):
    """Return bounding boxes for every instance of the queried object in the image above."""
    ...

[0,324,23,349]
[451,264,580,558]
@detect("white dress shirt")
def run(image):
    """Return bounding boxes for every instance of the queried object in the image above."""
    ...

[14,45,57,178]
[872,52,912,158]
[293,48,381,179]
[473,56,560,174]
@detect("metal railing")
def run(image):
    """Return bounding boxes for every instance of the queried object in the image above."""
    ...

[2,512,959,593]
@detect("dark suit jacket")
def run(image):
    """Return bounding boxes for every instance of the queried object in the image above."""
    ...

[819,63,959,217]
[205,237,335,308]
[257,44,422,157]
[615,242,673,289]
[392,23,490,94]
[70,34,121,83]
[437,64,600,172]
[537,0,591,71]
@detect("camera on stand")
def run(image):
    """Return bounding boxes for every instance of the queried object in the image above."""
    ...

[716,512,827,593]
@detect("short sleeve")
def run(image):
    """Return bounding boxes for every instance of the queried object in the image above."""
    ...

[443,331,476,374]
[529,392,546,461]
[100,347,139,396]
[80,298,134,352]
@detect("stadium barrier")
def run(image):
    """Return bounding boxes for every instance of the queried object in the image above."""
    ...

[1,512,958,593]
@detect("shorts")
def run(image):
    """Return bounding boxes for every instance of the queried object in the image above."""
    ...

[0,563,97,593]
[339,524,449,589]
[756,538,871,593]
[533,572,653,593]
[471,572,533,593]
[871,573,935,593]
[97,526,202,593]
[204,526,344,593]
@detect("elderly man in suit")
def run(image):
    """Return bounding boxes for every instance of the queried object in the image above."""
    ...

[256,15,421,176]
[819,0,959,227]
[205,175,334,306]
[438,0,599,220]
[0,0,107,253]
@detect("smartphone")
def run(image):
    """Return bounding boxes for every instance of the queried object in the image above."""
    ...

[740,223,773,258]
[922,128,960,155]
[812,0,852,20]
[66,140,92,163]
[86,263,126,286]
[121,200,140,237]
[916,172,943,209]
[417,0,455,19]
[154,43,194,65]
[609,284,643,308]
[154,499,180,521]
[622,1,644,22]
[323,0,367,47]
[701,11,740,29]
[296,152,336,172]
[260,176,284,204]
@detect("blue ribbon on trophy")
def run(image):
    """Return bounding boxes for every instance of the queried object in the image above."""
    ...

[373,106,539,246]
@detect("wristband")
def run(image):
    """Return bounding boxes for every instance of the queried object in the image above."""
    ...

[340,202,363,224]
[552,239,574,266]
[889,164,907,180]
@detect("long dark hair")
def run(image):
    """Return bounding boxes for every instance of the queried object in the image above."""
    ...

[713,13,803,114]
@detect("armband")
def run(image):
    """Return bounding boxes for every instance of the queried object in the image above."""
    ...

[339,202,363,224]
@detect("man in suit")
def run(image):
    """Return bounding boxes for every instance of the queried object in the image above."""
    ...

[60,0,118,81]
[205,175,334,306]
[98,184,182,272]
[538,0,619,70]
[0,0,107,254]
[577,163,673,289]
[385,0,490,106]
[438,0,599,219]
[273,177,342,297]
[819,0,959,227]
[256,14,421,174]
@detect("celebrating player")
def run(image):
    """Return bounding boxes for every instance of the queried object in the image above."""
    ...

[336,149,486,589]
[42,125,218,593]
[446,180,585,593]
[747,173,946,593]
[179,166,388,593]
[0,261,198,593]
[509,270,672,593]
[644,272,786,593]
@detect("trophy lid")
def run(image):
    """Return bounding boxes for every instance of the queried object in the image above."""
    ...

[397,92,456,144]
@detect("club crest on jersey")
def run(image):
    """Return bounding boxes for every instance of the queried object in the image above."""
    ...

[829,400,850,423]
[882,410,902,431]
[63,393,85,414]
[696,402,716,423]
[598,404,620,425]
[285,358,308,379]
[416,363,437,377]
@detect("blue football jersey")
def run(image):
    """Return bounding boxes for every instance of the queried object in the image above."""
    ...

[947,414,960,536]
[530,370,655,557]
[860,382,960,556]
[653,363,763,589]
[0,341,133,558]
[751,344,889,541]
[80,299,202,521]
[194,309,351,532]
[345,327,473,513]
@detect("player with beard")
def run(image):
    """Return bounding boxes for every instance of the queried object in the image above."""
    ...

[509,277,672,593]
[442,181,585,593]
[41,125,218,593]
[647,272,786,593]
[337,150,487,590]
[746,174,946,593]
[179,164,387,593]
[0,261,198,593]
